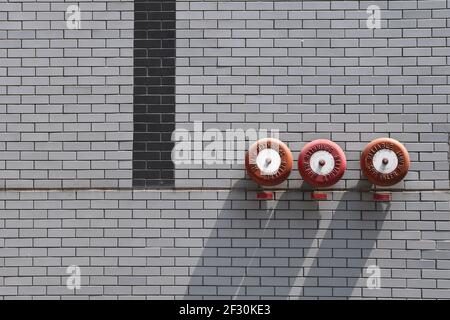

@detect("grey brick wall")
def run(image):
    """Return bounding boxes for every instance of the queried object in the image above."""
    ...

[0,190,449,299]
[0,0,134,190]
[0,0,450,300]
[2,2,450,190]
[175,0,450,190]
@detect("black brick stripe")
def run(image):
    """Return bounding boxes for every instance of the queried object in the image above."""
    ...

[133,0,176,188]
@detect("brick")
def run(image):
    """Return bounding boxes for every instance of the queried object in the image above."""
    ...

[0,0,449,300]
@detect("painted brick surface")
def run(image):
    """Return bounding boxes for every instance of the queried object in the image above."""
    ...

[0,0,134,189]
[133,0,176,188]
[0,190,449,299]
[175,0,450,190]
[0,0,450,300]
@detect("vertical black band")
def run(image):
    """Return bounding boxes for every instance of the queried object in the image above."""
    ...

[133,0,176,188]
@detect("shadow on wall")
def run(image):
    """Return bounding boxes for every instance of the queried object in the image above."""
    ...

[185,179,390,299]
[295,192,389,299]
